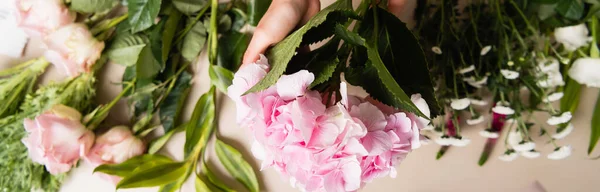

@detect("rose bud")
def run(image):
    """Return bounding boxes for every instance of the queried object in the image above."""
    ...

[11,0,75,38]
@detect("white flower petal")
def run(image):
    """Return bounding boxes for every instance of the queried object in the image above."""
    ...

[543,92,564,103]
[521,150,541,159]
[499,151,519,161]
[552,123,574,139]
[537,57,560,73]
[554,24,591,51]
[469,98,488,106]
[480,45,492,56]
[546,112,572,125]
[450,98,471,110]
[432,46,442,54]
[467,116,485,125]
[547,146,572,160]
[479,130,499,138]
[538,72,565,88]
[568,58,600,88]
[492,105,515,115]
[435,136,453,146]
[458,65,476,74]
[422,125,435,131]
[513,141,536,152]
[507,131,523,146]
[451,137,471,147]
[468,76,488,88]
[500,69,520,79]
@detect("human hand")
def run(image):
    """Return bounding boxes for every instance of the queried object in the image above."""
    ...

[242,0,414,65]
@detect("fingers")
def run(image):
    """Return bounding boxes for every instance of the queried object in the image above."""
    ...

[242,0,321,65]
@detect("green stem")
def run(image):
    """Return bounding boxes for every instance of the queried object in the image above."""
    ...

[91,13,129,36]
[0,58,41,77]
[208,0,219,65]
[175,5,210,44]
[86,79,136,130]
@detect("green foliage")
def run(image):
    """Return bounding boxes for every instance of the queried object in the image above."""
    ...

[107,33,148,66]
[215,139,260,192]
[248,0,272,26]
[159,72,192,132]
[173,0,207,15]
[590,94,600,154]
[117,162,188,188]
[217,30,249,71]
[70,0,115,13]
[181,19,208,61]
[555,0,584,20]
[136,45,163,81]
[95,154,174,177]
[147,122,186,154]
[184,87,216,158]
[127,0,162,33]
[209,65,235,93]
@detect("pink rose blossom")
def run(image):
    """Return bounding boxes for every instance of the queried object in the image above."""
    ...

[22,104,95,175]
[86,126,145,184]
[10,0,75,38]
[229,55,430,191]
[44,23,105,77]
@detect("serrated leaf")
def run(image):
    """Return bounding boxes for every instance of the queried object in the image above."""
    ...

[589,93,600,154]
[127,0,162,33]
[159,71,192,132]
[334,24,365,46]
[117,162,188,189]
[94,154,173,177]
[209,65,234,93]
[248,0,271,26]
[244,0,353,94]
[108,33,148,66]
[217,30,249,71]
[555,0,584,20]
[173,0,207,15]
[215,139,259,192]
[182,20,208,61]
[184,87,215,158]
[70,0,115,13]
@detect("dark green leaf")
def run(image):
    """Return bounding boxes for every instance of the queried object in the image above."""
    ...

[127,0,162,33]
[248,0,272,26]
[135,45,163,82]
[531,0,560,3]
[150,20,166,66]
[230,8,248,31]
[202,161,235,192]
[117,162,188,189]
[162,8,183,64]
[560,79,582,113]
[107,33,148,66]
[184,87,216,158]
[209,65,235,93]
[522,75,544,106]
[215,139,259,192]
[555,0,584,20]
[70,0,116,13]
[159,72,192,132]
[303,39,342,88]
[173,0,207,15]
[589,93,600,154]
[537,3,558,20]
[94,154,173,177]
[333,24,365,46]
[218,14,233,32]
[244,0,353,94]
[195,174,211,192]
[217,30,250,71]
[182,20,208,61]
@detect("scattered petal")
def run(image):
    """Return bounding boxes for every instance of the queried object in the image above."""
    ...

[547,146,572,160]
[500,69,519,79]
[432,46,442,54]
[480,45,492,56]
[492,105,515,115]
[458,65,475,74]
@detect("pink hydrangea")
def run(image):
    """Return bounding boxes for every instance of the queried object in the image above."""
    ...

[228,55,430,192]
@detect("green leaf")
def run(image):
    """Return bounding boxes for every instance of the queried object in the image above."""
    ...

[70,0,115,13]
[347,7,438,118]
[94,154,173,177]
[244,0,353,95]
[589,93,600,154]
[136,45,163,80]
[181,20,208,61]
[248,0,272,26]
[560,79,582,113]
[117,162,188,189]
[532,0,560,3]
[333,24,365,46]
[159,72,192,132]
[209,65,235,93]
[230,8,248,32]
[149,20,166,66]
[107,33,148,66]
[217,30,250,71]
[555,0,584,20]
[215,139,260,192]
[195,174,211,192]
[202,161,235,192]
[162,8,183,64]
[173,0,207,15]
[302,39,342,88]
[184,87,216,158]
[127,0,162,33]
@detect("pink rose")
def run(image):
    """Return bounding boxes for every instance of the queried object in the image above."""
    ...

[86,126,145,184]
[44,23,105,77]
[22,104,95,175]
[11,0,75,38]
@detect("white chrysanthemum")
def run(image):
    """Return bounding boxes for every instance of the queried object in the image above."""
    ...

[543,92,564,103]
[450,98,471,110]
[547,112,572,125]
[507,131,536,152]
[492,105,515,115]
[458,65,475,74]
[537,57,560,73]
[469,98,488,106]
[451,136,471,147]
[554,24,591,51]
[568,58,600,88]
[432,46,442,54]
[521,150,541,159]
[480,45,492,56]
[514,141,536,152]
[552,123,574,139]
[435,136,453,146]
[500,69,520,79]
[499,151,519,162]
[465,76,488,88]
[466,116,485,125]
[547,146,572,160]
[479,129,499,138]
[538,72,565,88]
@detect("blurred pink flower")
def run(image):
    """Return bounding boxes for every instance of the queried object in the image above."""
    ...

[44,23,105,77]
[10,0,75,38]
[22,104,94,175]
[86,126,145,184]
[229,55,429,191]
